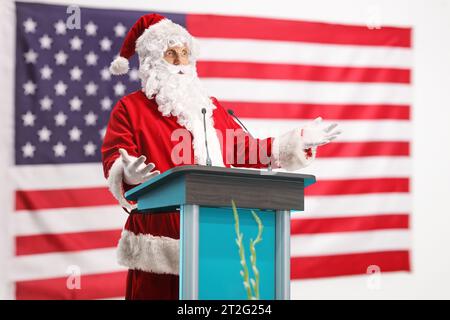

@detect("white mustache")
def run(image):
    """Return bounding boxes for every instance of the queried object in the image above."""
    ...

[162,60,193,75]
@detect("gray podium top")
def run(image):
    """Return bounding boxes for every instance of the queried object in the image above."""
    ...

[125,165,316,212]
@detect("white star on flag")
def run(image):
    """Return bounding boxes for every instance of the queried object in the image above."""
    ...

[23,80,36,95]
[22,111,36,126]
[85,81,98,96]
[83,141,97,156]
[69,66,83,81]
[53,141,67,157]
[54,81,68,96]
[23,18,37,33]
[129,68,140,82]
[85,21,98,36]
[69,36,83,51]
[54,20,67,35]
[100,97,112,110]
[100,67,111,81]
[84,111,98,126]
[22,142,36,158]
[37,126,52,142]
[85,51,98,66]
[114,22,126,37]
[99,127,107,139]
[99,37,112,51]
[54,50,68,65]
[69,96,83,111]
[24,49,38,64]
[68,126,82,141]
[54,112,68,126]
[40,65,53,80]
[39,96,53,111]
[39,34,53,49]
[114,82,126,96]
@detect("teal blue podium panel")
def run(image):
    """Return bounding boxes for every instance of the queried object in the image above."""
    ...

[123,165,315,300]
[197,206,276,300]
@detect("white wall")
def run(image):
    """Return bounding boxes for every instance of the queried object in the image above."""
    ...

[1,0,450,299]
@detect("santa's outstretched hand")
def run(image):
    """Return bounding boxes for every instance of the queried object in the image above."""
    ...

[301,117,342,149]
[119,148,160,185]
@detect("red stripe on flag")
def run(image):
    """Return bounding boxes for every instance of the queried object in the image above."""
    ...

[15,187,116,211]
[197,61,410,83]
[291,214,409,234]
[291,251,410,279]
[16,229,122,256]
[317,141,410,157]
[306,178,409,196]
[187,14,411,47]
[220,101,410,120]
[15,271,127,300]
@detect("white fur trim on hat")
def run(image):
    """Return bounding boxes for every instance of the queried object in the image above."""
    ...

[271,128,317,171]
[136,19,199,66]
[117,229,179,275]
[109,56,130,75]
[106,156,137,212]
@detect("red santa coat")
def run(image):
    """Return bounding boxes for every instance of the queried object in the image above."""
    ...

[101,90,314,299]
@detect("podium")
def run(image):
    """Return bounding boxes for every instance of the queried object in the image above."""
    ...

[125,165,315,300]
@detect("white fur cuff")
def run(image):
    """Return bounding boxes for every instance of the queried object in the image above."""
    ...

[117,230,180,275]
[271,128,316,171]
[106,156,137,212]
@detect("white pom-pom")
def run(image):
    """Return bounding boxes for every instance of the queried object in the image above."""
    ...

[109,56,129,75]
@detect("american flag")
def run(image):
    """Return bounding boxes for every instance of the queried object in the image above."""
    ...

[10,2,411,299]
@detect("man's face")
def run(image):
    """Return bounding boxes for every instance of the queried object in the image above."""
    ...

[163,45,190,66]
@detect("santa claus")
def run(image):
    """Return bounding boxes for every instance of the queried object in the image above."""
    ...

[101,13,341,300]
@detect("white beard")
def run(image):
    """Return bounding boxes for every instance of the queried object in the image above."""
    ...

[139,58,225,166]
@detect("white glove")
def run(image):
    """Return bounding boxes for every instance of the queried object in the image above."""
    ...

[301,117,342,148]
[119,148,160,185]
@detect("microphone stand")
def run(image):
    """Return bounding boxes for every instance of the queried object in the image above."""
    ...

[201,108,212,166]
[227,109,272,172]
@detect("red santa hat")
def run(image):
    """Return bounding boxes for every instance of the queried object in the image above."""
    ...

[110,13,198,75]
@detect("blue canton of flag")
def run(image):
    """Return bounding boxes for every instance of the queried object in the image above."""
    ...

[15,2,184,165]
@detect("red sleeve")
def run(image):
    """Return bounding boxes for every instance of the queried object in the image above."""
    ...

[101,100,139,211]
[101,100,138,179]
[211,97,273,169]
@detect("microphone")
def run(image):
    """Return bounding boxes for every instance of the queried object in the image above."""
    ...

[227,109,253,138]
[201,108,212,166]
